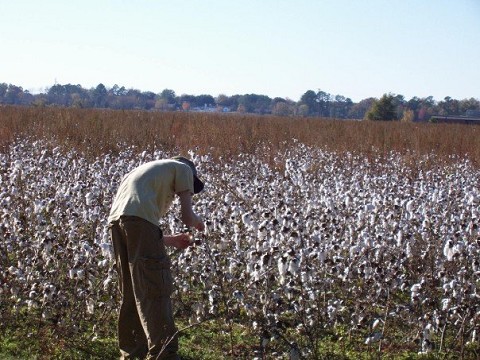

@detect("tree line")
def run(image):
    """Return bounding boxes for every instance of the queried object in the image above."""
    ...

[1,82,479,121]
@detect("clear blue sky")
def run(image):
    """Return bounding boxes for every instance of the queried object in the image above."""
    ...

[1,0,479,102]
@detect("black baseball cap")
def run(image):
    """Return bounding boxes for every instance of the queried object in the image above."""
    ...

[172,156,205,194]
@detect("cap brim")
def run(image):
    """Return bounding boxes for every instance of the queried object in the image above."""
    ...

[194,176,204,194]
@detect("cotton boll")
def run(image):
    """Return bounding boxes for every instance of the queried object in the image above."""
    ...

[288,257,300,276]
[76,269,86,280]
[97,259,109,267]
[423,323,434,341]
[365,332,382,344]
[86,298,95,314]
[99,242,113,259]
[68,269,76,279]
[278,256,288,285]
[85,192,95,206]
[396,230,403,247]
[372,318,381,330]
[443,240,454,261]
[411,283,421,302]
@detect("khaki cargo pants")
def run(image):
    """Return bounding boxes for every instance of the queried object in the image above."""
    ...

[109,215,179,360]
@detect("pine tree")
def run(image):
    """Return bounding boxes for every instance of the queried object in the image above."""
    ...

[365,94,398,121]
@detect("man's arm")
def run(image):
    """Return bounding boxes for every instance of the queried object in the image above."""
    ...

[177,190,205,231]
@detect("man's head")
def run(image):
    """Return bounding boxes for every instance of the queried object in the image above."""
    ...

[171,156,205,194]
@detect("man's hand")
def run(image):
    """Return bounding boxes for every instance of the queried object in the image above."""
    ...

[164,234,193,249]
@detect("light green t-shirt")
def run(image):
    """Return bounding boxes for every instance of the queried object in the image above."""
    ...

[108,159,194,226]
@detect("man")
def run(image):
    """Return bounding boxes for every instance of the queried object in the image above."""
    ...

[108,156,205,359]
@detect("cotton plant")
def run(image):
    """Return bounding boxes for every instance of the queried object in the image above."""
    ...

[1,138,479,358]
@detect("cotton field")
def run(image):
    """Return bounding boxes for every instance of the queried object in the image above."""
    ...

[1,138,479,358]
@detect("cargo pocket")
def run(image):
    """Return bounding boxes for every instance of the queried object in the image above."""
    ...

[138,257,173,298]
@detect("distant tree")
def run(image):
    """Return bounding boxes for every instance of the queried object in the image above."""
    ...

[0,83,8,102]
[438,96,460,116]
[298,104,309,117]
[47,84,67,105]
[459,97,480,114]
[142,91,156,101]
[229,95,240,110]
[272,101,292,116]
[91,83,108,108]
[179,94,196,107]
[71,93,84,108]
[195,94,215,108]
[109,84,128,96]
[330,95,353,118]
[216,94,230,107]
[32,94,48,107]
[238,94,272,114]
[216,94,239,110]
[300,90,317,115]
[55,84,89,107]
[20,90,34,105]
[140,91,156,110]
[159,89,176,105]
[348,98,375,119]
[119,89,153,109]
[259,95,273,114]
[110,84,120,96]
[237,103,246,113]
[4,85,24,105]
[316,90,331,117]
[417,96,436,122]
[406,97,422,114]
[112,89,140,110]
[237,94,254,113]
[392,94,406,119]
[107,85,128,109]
[405,96,430,121]
[365,94,398,121]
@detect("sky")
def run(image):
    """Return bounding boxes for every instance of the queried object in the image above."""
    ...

[1,0,479,102]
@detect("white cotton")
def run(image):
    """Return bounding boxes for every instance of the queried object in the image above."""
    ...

[423,323,434,341]
[98,259,109,267]
[411,283,421,301]
[396,230,403,247]
[365,332,382,344]
[443,240,454,261]
[350,245,361,257]
[441,298,450,311]
[278,257,287,277]
[76,269,85,279]
[86,298,95,314]
[405,243,413,258]
[99,242,113,259]
[103,277,113,290]
[68,269,76,279]
[288,258,299,275]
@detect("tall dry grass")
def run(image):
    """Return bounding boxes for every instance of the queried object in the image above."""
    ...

[1,106,479,166]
